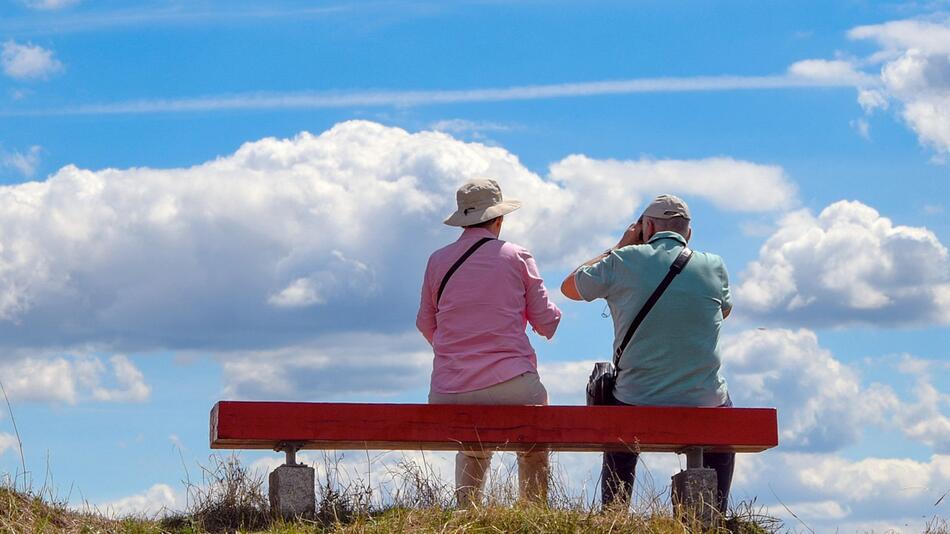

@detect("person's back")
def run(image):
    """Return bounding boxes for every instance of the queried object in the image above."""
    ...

[420,232,559,393]
[560,194,734,514]
[416,178,561,507]
[594,232,730,407]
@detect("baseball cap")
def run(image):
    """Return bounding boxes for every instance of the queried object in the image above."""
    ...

[641,194,691,220]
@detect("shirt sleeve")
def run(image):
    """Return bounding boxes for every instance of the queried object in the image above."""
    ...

[518,249,561,339]
[719,259,733,313]
[574,251,618,301]
[415,256,437,345]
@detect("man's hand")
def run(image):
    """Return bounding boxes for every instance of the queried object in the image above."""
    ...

[615,219,644,249]
[562,219,645,300]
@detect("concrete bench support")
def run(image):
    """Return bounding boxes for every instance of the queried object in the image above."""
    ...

[268,442,315,519]
[671,447,718,528]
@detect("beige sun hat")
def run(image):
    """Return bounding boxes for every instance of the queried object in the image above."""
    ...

[443,178,522,227]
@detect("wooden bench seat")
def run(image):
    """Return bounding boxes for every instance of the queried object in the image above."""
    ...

[210,401,778,454]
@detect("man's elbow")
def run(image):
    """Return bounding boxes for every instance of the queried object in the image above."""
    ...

[560,275,583,301]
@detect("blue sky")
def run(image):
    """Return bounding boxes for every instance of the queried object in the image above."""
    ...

[0,0,948,531]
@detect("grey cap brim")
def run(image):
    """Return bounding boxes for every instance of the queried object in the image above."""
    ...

[443,200,522,227]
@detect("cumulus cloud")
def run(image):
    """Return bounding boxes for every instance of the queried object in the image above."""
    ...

[1,41,63,81]
[0,433,17,455]
[847,18,950,157]
[794,453,950,515]
[890,355,950,452]
[0,121,794,354]
[97,483,181,518]
[537,359,597,404]
[742,452,950,532]
[736,200,950,327]
[0,354,150,404]
[721,328,887,451]
[219,332,431,400]
[722,328,950,454]
[546,154,795,265]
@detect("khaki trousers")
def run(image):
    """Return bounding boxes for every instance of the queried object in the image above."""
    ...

[429,372,550,507]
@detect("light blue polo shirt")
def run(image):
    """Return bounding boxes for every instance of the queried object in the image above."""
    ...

[575,231,731,407]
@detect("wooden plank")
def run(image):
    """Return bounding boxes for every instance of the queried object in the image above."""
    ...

[210,402,778,454]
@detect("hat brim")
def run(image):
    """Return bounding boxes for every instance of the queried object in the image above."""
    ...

[443,200,522,227]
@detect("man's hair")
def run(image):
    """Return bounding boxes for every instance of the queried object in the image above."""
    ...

[646,215,690,236]
[464,216,501,229]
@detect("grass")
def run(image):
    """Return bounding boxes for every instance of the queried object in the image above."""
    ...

[0,453,944,533]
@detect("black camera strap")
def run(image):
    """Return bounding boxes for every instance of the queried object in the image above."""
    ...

[437,237,495,305]
[613,246,693,369]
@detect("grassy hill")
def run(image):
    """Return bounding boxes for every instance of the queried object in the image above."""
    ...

[0,456,944,533]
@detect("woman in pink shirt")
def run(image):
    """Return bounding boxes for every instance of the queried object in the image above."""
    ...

[416,178,562,507]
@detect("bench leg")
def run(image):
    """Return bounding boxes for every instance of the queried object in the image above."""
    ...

[269,443,315,519]
[671,448,719,529]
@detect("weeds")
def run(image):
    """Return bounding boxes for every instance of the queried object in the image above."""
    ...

[172,454,270,533]
[3,450,946,533]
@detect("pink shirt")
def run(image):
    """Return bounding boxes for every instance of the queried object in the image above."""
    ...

[416,227,562,394]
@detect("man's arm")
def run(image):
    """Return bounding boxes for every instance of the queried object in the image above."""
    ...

[560,251,610,300]
[719,258,733,320]
[560,219,644,301]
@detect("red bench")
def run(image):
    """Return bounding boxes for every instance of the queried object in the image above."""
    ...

[210,401,778,519]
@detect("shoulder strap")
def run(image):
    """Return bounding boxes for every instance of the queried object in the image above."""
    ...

[437,237,495,305]
[614,246,693,367]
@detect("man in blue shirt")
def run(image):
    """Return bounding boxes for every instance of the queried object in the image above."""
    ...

[560,194,734,513]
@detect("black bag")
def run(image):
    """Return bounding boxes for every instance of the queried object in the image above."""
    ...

[586,246,693,406]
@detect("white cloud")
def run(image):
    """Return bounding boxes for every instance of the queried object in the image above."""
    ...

[723,328,950,454]
[5,74,857,116]
[796,454,947,503]
[889,362,950,453]
[1,41,63,81]
[721,328,887,451]
[430,119,514,134]
[779,499,850,520]
[537,360,597,404]
[0,433,18,455]
[741,452,950,532]
[97,483,182,518]
[848,18,950,157]
[219,332,431,400]
[546,154,796,265]
[0,354,150,404]
[848,19,950,58]
[0,121,794,353]
[267,250,375,309]
[788,59,874,85]
[22,0,80,9]
[737,200,950,326]
[850,117,871,139]
[91,355,151,402]
[1,146,42,178]
[858,88,889,113]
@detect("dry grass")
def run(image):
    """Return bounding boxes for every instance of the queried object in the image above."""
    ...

[0,453,944,533]
[0,486,159,533]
